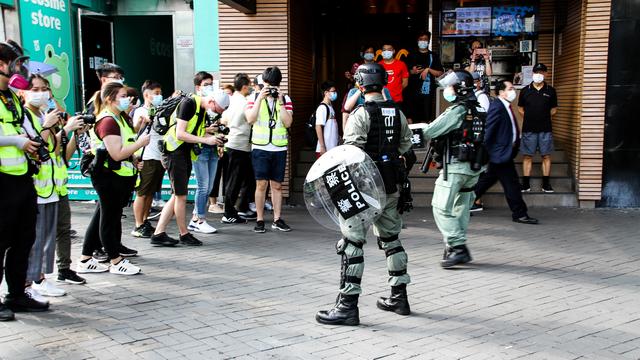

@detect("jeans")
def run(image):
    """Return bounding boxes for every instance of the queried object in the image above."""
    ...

[192,146,218,218]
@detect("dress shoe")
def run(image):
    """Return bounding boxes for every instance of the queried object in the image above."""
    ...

[441,244,472,268]
[513,216,539,224]
[3,293,49,312]
[377,284,410,315]
[316,294,359,326]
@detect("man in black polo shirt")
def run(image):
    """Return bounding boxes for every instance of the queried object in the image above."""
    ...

[517,63,558,192]
[405,30,444,123]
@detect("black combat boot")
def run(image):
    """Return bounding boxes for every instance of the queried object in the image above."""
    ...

[316,294,359,326]
[441,244,472,268]
[377,284,410,315]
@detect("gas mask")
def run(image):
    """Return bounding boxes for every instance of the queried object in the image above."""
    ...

[1,55,31,90]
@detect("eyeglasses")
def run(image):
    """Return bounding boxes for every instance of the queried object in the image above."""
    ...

[106,75,125,81]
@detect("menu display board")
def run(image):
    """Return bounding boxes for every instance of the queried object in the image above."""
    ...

[442,7,491,37]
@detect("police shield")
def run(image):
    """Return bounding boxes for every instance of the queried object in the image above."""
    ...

[304,145,387,231]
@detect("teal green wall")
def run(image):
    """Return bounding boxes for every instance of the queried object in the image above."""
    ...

[193,0,220,72]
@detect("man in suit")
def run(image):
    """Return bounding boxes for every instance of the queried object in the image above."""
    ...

[473,80,538,224]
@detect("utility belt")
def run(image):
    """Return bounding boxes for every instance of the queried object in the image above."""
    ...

[373,153,404,194]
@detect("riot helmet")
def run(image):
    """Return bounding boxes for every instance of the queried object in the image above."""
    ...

[354,63,388,94]
[437,69,476,102]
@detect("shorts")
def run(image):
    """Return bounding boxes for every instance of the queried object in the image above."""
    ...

[162,149,192,196]
[136,159,165,196]
[252,149,286,182]
[521,132,554,156]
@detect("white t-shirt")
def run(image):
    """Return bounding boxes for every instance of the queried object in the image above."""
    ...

[314,103,339,153]
[133,106,162,161]
[224,92,251,152]
[475,90,490,112]
[247,93,293,152]
[24,111,59,204]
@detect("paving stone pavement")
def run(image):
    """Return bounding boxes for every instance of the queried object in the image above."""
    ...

[1,203,640,360]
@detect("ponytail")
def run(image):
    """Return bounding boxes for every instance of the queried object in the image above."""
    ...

[95,82,125,115]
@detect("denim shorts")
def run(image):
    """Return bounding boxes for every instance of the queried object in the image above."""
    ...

[521,132,554,156]
[252,149,287,182]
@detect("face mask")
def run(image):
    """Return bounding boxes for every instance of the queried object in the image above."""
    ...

[206,109,220,120]
[111,79,124,85]
[116,97,131,112]
[418,41,429,50]
[1,56,31,90]
[200,85,214,96]
[382,50,394,60]
[532,74,544,83]
[363,53,375,61]
[151,94,163,107]
[443,87,457,103]
[329,91,337,102]
[506,90,517,102]
[26,91,50,108]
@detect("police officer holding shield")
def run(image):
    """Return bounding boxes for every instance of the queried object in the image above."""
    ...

[415,70,487,268]
[315,63,413,326]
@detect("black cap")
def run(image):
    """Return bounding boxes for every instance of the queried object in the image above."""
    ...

[533,63,548,72]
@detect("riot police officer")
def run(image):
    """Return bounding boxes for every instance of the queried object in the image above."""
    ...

[315,63,413,326]
[415,70,487,268]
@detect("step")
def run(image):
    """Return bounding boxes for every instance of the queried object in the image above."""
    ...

[410,176,573,193]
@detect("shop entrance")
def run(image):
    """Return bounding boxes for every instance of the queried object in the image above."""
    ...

[78,14,175,103]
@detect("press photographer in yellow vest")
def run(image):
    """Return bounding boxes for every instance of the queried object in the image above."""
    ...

[78,82,150,276]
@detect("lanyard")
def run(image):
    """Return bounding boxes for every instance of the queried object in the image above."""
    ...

[0,90,21,124]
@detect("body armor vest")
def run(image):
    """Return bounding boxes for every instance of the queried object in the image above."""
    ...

[363,100,401,161]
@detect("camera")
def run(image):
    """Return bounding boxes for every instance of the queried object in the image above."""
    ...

[192,144,202,156]
[74,112,97,125]
[58,112,68,121]
[217,123,230,136]
[33,136,51,162]
[267,86,279,98]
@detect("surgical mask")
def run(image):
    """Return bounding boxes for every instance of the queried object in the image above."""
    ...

[151,94,163,107]
[206,109,220,120]
[506,90,517,102]
[363,53,375,61]
[116,97,131,112]
[418,41,429,50]
[382,50,394,60]
[329,91,337,102]
[532,73,544,83]
[200,85,214,96]
[111,79,124,85]
[443,87,457,103]
[26,91,50,108]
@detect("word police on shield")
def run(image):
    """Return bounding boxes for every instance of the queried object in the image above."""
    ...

[323,164,370,220]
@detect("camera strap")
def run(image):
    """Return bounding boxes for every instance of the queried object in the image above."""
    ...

[0,90,22,125]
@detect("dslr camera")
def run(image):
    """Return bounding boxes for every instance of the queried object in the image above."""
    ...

[267,86,279,99]
[33,136,51,162]
[74,112,97,125]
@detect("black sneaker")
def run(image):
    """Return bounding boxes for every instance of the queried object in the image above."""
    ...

[470,203,484,212]
[150,232,179,247]
[542,184,555,193]
[3,293,49,312]
[272,219,291,232]
[222,215,247,224]
[254,220,266,233]
[56,269,86,285]
[238,210,257,221]
[180,233,203,246]
[69,229,78,238]
[119,245,138,257]
[0,304,15,321]
[521,184,531,192]
[131,223,154,238]
[93,249,109,263]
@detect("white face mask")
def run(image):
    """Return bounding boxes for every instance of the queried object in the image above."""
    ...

[532,73,544,83]
[382,50,394,60]
[506,89,517,102]
[151,94,163,107]
[443,87,457,103]
[199,85,214,97]
[418,41,429,50]
[26,91,50,108]
[363,53,375,61]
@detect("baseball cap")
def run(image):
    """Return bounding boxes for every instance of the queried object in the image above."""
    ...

[212,88,230,109]
[533,63,548,72]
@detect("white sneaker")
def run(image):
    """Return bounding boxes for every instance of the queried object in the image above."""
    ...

[109,259,141,275]
[25,287,50,304]
[32,279,66,297]
[76,258,110,273]
[264,200,273,211]
[188,219,217,234]
[249,202,257,212]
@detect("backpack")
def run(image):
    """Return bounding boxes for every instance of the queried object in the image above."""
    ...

[151,91,191,135]
[305,103,330,148]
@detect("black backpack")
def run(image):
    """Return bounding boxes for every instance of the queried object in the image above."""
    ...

[305,103,330,148]
[152,91,192,135]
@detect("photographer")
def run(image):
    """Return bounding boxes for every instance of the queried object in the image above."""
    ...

[465,40,493,94]
[77,82,149,276]
[21,75,85,298]
[131,80,165,238]
[0,40,49,319]
[245,66,293,233]
[150,73,226,247]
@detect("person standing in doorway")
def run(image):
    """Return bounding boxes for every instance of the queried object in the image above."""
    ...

[315,81,339,158]
[378,43,409,107]
[405,30,444,123]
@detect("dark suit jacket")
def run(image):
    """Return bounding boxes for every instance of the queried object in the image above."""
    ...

[484,99,519,164]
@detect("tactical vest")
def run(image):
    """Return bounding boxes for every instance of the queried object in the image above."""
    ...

[163,95,204,159]
[90,110,137,177]
[251,96,288,147]
[363,100,401,160]
[26,108,56,198]
[0,90,28,176]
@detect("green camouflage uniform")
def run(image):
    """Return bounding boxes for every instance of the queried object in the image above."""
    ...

[338,93,413,296]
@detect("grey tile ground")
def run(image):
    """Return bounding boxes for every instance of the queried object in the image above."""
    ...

[1,204,640,360]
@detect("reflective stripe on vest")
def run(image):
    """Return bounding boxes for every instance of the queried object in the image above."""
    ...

[0,90,28,176]
[163,95,203,155]
[90,110,137,177]
[251,98,288,147]
[27,108,56,198]
[54,154,68,196]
